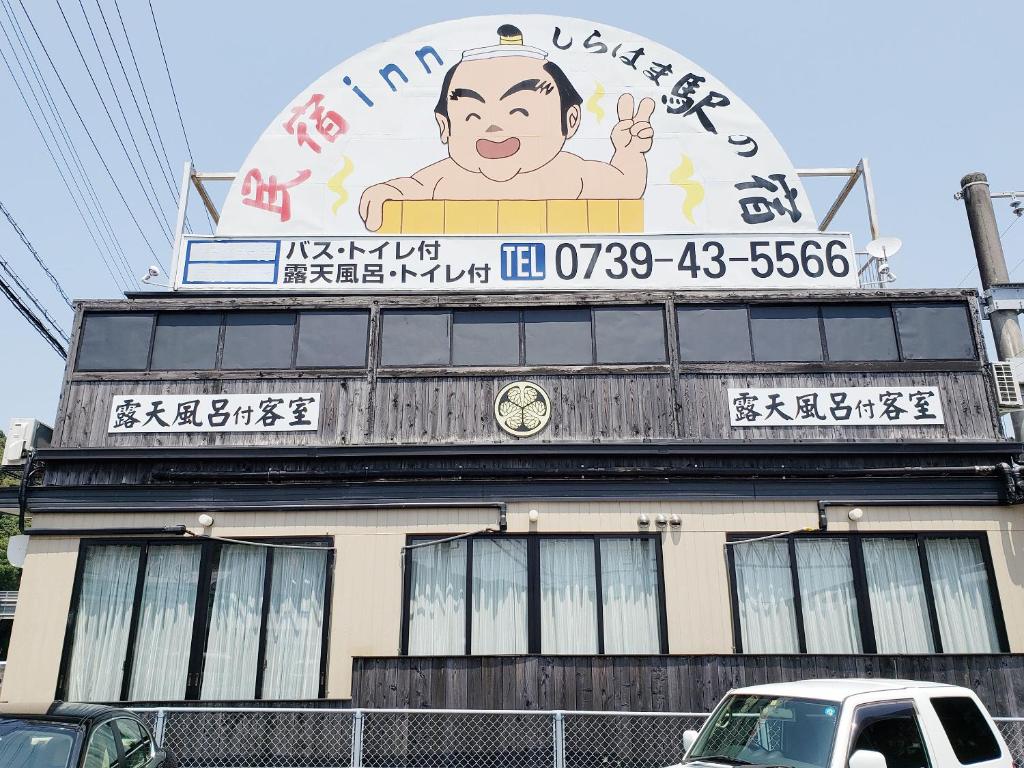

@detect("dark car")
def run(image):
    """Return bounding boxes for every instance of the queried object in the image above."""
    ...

[0,701,176,768]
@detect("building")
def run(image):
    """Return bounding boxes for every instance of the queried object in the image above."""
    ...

[2,14,1023,718]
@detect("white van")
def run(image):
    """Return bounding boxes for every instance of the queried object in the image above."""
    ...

[674,679,1013,768]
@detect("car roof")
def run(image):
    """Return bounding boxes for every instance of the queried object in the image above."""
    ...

[0,701,127,725]
[730,678,961,701]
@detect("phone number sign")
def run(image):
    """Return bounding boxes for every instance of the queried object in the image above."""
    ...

[176,233,857,291]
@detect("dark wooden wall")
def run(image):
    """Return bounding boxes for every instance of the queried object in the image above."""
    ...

[350,655,1024,716]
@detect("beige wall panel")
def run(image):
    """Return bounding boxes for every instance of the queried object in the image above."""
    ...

[2,537,79,702]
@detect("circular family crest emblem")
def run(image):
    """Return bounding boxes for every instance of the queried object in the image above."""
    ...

[494,381,551,437]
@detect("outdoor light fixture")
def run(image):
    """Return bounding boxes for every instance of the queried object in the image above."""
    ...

[847,507,865,522]
[197,513,215,527]
[528,509,539,523]
[669,514,682,527]
[655,513,668,527]
[637,513,650,527]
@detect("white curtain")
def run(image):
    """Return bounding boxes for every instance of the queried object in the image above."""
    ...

[408,540,466,654]
[925,538,1000,652]
[601,538,660,653]
[472,539,527,654]
[263,548,328,699]
[862,539,934,653]
[129,545,201,700]
[795,539,862,653]
[733,540,799,653]
[541,539,598,653]
[67,545,140,701]
[200,545,267,699]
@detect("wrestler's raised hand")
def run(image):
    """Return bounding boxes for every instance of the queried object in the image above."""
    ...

[610,93,656,155]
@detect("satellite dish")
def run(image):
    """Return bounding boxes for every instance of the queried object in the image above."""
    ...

[865,237,902,260]
[6,535,28,569]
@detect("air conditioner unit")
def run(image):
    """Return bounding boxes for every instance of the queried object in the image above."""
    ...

[991,362,1024,411]
[1,418,52,467]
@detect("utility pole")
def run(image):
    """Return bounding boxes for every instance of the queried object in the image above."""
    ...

[960,171,1024,440]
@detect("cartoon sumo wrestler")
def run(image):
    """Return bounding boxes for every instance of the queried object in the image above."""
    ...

[358,24,656,231]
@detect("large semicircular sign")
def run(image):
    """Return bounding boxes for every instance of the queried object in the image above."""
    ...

[216,15,815,237]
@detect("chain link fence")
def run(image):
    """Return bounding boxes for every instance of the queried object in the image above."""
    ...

[133,708,1024,768]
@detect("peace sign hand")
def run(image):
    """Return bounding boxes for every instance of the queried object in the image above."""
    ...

[610,93,656,155]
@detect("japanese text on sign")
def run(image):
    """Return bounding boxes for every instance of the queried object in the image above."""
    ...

[728,387,945,427]
[108,393,321,434]
[177,233,856,291]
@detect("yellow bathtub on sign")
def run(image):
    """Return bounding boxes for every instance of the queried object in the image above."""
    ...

[377,199,644,235]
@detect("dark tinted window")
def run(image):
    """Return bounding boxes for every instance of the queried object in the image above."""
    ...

[822,305,899,361]
[852,702,929,768]
[930,697,1001,764]
[677,305,751,362]
[452,310,520,366]
[221,312,295,369]
[750,305,823,362]
[895,303,976,360]
[594,307,666,363]
[296,311,368,367]
[77,313,154,371]
[524,308,593,365]
[150,313,221,370]
[381,310,450,366]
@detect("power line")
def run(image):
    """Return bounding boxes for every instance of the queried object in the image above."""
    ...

[0,254,67,358]
[0,198,73,308]
[0,251,68,342]
[0,0,135,286]
[0,29,132,292]
[52,0,173,242]
[110,0,207,230]
[16,0,169,271]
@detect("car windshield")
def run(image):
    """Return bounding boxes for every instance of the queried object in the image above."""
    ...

[686,694,841,768]
[0,718,76,768]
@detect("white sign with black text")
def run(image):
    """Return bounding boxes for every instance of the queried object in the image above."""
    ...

[108,393,321,433]
[728,387,945,427]
[175,232,857,292]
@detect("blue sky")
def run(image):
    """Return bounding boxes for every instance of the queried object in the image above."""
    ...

[0,0,1021,431]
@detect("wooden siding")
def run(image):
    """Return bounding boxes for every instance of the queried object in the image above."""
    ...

[54,370,1001,448]
[351,654,1024,716]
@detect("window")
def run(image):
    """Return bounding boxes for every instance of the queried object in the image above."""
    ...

[851,702,930,768]
[76,309,371,372]
[150,313,221,370]
[593,307,667,363]
[452,310,520,366]
[894,303,976,360]
[60,539,331,702]
[929,696,1002,764]
[113,718,153,768]
[403,535,666,655]
[749,305,823,361]
[728,534,1006,654]
[822,305,899,361]
[296,311,369,367]
[524,308,593,365]
[221,312,295,369]
[77,313,154,371]
[83,723,119,768]
[677,305,752,362]
[380,310,450,366]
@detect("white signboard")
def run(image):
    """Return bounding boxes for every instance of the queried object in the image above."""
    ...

[176,232,855,291]
[108,393,320,434]
[728,387,945,427]
[216,15,817,237]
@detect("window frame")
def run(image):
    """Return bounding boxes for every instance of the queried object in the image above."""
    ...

[399,532,668,656]
[725,531,1009,655]
[56,536,334,703]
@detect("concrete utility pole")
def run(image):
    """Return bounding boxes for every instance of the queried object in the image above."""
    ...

[960,171,1024,440]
